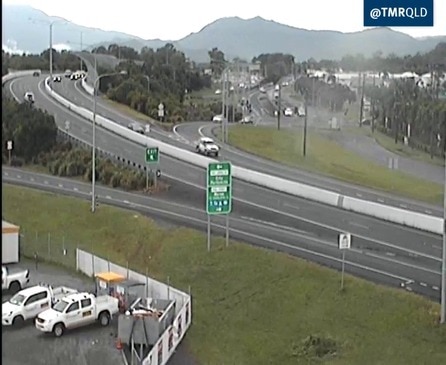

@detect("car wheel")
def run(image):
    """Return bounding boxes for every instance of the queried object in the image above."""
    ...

[53,323,65,337]
[99,311,111,326]
[9,281,21,293]
[12,315,24,327]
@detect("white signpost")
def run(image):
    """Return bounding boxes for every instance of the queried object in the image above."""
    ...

[6,140,13,165]
[64,120,70,131]
[338,232,351,290]
[158,103,164,121]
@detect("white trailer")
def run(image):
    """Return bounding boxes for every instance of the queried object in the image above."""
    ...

[2,221,20,264]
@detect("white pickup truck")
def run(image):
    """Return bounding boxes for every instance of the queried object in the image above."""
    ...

[35,292,119,337]
[2,266,30,293]
[2,284,78,326]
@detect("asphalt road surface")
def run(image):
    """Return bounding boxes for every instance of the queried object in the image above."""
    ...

[6,75,442,298]
[2,167,442,303]
[35,73,443,217]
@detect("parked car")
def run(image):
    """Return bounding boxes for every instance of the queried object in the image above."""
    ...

[240,115,254,124]
[2,285,78,326]
[195,137,219,157]
[35,292,119,337]
[2,266,30,293]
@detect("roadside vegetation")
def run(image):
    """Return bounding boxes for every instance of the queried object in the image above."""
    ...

[2,94,159,190]
[224,125,442,204]
[3,185,445,365]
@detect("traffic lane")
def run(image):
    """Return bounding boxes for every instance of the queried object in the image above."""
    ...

[189,122,442,218]
[3,168,441,278]
[1,260,122,365]
[2,177,440,301]
[39,74,442,219]
[9,77,441,259]
[9,78,442,258]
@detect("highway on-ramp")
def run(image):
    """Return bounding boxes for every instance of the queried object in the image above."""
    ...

[6,75,442,301]
[46,73,442,217]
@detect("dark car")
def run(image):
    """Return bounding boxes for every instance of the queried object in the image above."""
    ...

[33,71,41,77]
[53,76,62,83]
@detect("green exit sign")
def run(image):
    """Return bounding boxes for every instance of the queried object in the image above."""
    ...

[206,161,232,215]
[145,147,159,164]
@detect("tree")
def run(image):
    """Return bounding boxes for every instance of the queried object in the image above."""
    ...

[208,47,226,77]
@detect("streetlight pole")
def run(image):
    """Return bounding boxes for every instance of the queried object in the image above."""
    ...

[91,66,127,213]
[442,157,446,324]
[49,22,53,84]
[80,32,83,71]
[221,66,231,143]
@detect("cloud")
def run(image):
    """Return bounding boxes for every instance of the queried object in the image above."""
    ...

[2,39,29,54]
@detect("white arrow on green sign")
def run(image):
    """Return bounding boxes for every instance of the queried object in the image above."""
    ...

[145,147,159,164]
[206,161,232,215]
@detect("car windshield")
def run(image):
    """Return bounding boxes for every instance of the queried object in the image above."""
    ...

[203,140,214,145]
[52,300,69,313]
[9,294,26,306]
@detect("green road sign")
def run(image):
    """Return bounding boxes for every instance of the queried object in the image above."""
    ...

[145,147,159,164]
[206,161,232,215]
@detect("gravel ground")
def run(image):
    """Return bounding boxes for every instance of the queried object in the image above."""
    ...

[1,260,196,365]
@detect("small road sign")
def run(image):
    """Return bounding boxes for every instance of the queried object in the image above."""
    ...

[145,147,159,164]
[158,103,165,118]
[206,161,232,215]
[6,140,13,151]
[339,233,351,249]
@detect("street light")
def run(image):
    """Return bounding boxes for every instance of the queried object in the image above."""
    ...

[221,66,231,143]
[29,18,66,85]
[91,69,127,213]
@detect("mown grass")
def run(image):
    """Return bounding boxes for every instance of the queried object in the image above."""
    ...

[3,184,446,365]
[226,125,442,204]
[101,98,175,131]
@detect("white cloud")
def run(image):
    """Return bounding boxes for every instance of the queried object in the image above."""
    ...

[2,39,30,54]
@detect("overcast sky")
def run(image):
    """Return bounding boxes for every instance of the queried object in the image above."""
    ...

[4,0,446,39]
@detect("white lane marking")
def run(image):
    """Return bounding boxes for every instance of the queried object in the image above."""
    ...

[433,286,439,291]
[355,193,363,197]
[400,204,408,208]
[17,175,22,179]
[44,180,49,185]
[425,210,432,214]
[30,177,34,182]
[377,198,385,203]
[241,216,311,235]
[106,195,111,199]
[283,202,300,210]
[432,245,441,251]
[9,79,22,103]
[73,187,78,191]
[4,172,8,176]
[102,196,414,284]
[420,282,427,287]
[198,125,207,137]
[58,183,63,187]
[348,221,369,230]
[123,200,130,204]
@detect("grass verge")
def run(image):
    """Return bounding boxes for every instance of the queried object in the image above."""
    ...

[3,184,445,365]
[101,98,175,131]
[225,125,442,204]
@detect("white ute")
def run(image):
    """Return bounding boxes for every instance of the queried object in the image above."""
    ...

[195,137,219,157]
[35,292,119,337]
[2,284,78,326]
[2,265,30,293]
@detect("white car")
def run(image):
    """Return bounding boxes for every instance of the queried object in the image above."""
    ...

[128,122,144,134]
[64,69,72,78]
[283,107,293,117]
[259,86,266,93]
[240,115,254,124]
[2,285,77,326]
[2,266,30,293]
[212,114,224,123]
[144,124,151,134]
[24,91,34,104]
[214,89,222,95]
[195,137,219,157]
[297,108,306,117]
[35,292,119,337]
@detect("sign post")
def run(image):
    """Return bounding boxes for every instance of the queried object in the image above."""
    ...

[6,140,13,165]
[206,161,232,251]
[338,232,351,290]
[158,103,164,122]
[145,147,160,190]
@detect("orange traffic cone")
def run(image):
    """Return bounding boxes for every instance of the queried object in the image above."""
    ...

[116,338,123,350]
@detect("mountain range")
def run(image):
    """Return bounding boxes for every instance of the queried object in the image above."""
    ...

[3,5,445,63]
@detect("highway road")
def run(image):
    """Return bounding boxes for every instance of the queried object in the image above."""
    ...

[2,167,442,302]
[6,75,442,301]
[42,71,443,217]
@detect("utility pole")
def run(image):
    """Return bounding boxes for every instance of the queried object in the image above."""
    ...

[277,86,281,130]
[49,22,53,85]
[311,77,315,107]
[359,73,366,127]
[303,95,308,156]
[442,155,446,324]
[371,75,376,133]
[80,32,83,71]
[221,71,226,142]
